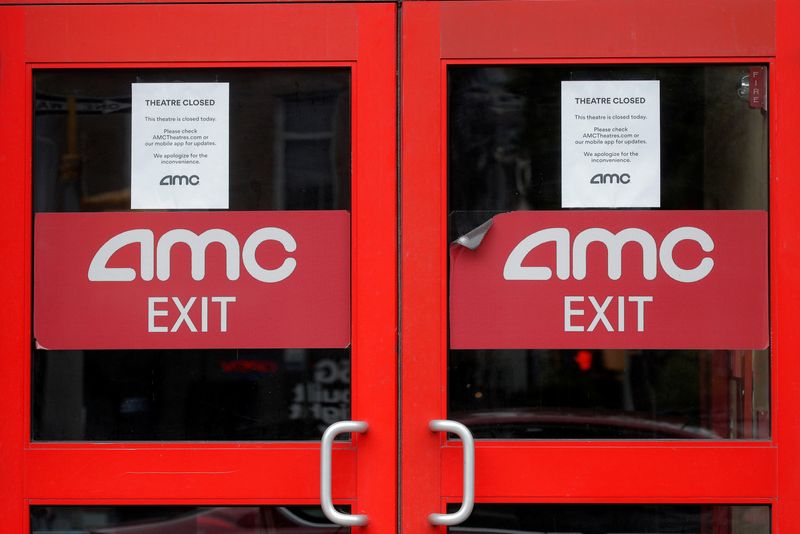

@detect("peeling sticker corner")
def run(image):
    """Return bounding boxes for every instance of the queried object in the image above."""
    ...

[34,339,49,351]
[453,218,494,250]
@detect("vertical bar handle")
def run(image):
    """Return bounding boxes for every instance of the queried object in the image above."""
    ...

[428,419,475,526]
[320,420,369,527]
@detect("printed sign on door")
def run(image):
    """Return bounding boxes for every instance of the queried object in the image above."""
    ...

[35,211,350,350]
[450,211,768,350]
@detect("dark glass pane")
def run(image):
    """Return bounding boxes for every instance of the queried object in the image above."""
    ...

[31,505,350,533]
[447,65,769,440]
[285,140,338,209]
[32,69,351,442]
[449,504,769,534]
[449,350,769,440]
[283,92,340,133]
[33,349,349,441]
[448,64,768,219]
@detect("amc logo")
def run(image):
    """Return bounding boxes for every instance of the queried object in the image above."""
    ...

[590,173,630,184]
[503,227,715,283]
[88,228,297,283]
[161,174,200,186]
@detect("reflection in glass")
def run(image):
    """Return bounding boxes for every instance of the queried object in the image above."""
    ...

[449,504,770,534]
[447,65,770,440]
[449,350,769,440]
[448,65,768,216]
[33,349,350,441]
[34,69,351,212]
[31,506,349,533]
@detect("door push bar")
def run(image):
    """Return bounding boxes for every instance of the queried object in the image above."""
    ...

[320,420,369,527]
[428,419,475,526]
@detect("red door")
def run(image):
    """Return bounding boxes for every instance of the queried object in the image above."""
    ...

[402,1,799,533]
[0,3,396,532]
[3,0,800,533]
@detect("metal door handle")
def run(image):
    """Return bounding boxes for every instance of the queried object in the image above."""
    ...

[320,420,369,527]
[428,419,475,526]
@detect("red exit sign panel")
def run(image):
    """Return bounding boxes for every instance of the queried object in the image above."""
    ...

[35,211,350,350]
[450,211,768,350]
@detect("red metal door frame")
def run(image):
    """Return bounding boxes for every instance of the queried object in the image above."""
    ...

[0,3,396,532]
[401,0,799,532]
[4,0,800,532]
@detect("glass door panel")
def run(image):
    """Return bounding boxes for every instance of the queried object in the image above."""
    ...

[32,67,352,442]
[447,64,770,442]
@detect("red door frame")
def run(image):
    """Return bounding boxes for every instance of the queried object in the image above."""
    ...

[4,0,800,532]
[401,0,799,532]
[0,3,396,532]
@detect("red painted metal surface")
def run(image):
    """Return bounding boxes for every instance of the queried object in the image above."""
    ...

[401,3,445,533]
[350,5,397,531]
[25,447,357,501]
[0,8,29,533]
[774,1,800,532]
[5,0,356,4]
[440,0,775,59]
[22,4,359,63]
[402,1,783,533]
[0,2,396,532]
[441,445,776,500]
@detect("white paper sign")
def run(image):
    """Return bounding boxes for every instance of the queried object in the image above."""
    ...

[561,80,660,208]
[131,83,229,209]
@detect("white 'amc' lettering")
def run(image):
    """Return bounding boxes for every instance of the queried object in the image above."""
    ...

[88,227,297,283]
[503,226,714,283]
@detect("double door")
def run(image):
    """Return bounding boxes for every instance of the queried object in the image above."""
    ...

[0,1,796,532]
